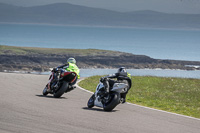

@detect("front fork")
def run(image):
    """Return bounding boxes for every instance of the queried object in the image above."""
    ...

[47,72,61,90]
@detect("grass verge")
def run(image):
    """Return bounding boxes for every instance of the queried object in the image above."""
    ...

[78,76,200,118]
[0,45,124,56]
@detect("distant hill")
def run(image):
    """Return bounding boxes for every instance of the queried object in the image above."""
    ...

[0,2,200,29]
[126,10,167,15]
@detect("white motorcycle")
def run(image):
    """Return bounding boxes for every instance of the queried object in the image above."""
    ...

[87,79,128,111]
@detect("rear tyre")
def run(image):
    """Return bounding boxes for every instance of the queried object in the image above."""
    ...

[42,86,48,96]
[87,94,95,108]
[103,92,120,111]
[53,81,69,98]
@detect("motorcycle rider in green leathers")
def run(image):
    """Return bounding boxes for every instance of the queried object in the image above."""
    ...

[47,57,80,92]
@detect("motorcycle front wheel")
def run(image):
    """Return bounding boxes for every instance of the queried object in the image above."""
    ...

[42,86,48,96]
[53,81,69,98]
[87,94,95,108]
[103,92,120,111]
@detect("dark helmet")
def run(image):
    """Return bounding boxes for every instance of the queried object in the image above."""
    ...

[117,67,127,73]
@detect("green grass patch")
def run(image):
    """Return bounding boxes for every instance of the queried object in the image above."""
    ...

[0,45,124,56]
[78,76,200,118]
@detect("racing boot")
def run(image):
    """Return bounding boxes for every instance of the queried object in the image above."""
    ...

[65,85,76,93]
[120,94,126,104]
[120,98,126,103]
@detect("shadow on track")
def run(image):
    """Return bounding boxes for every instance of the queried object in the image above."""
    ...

[82,107,118,112]
[35,94,67,99]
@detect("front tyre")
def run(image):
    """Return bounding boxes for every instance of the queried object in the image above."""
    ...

[53,81,69,98]
[43,86,48,96]
[103,92,120,111]
[87,94,95,108]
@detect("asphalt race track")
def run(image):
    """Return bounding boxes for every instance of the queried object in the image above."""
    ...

[0,72,200,133]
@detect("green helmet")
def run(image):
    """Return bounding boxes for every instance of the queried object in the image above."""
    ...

[67,57,76,64]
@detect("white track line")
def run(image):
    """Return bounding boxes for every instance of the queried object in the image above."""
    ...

[76,78,93,94]
[76,78,200,121]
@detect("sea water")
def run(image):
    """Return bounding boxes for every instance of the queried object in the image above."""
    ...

[0,23,200,61]
[79,69,200,79]
[30,69,200,79]
[1,23,200,78]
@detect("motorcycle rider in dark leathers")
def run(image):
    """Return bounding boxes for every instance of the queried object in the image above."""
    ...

[100,67,132,103]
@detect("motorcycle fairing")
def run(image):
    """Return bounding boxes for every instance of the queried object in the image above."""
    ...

[94,97,103,108]
[60,71,77,83]
[111,83,128,93]
[94,82,104,107]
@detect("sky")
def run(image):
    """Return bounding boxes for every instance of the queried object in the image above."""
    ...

[0,0,200,14]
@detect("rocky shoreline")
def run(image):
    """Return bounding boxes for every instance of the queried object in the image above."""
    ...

[1,53,200,72]
[0,45,200,72]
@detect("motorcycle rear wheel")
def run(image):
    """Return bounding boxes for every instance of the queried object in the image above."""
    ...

[53,81,69,98]
[87,94,95,108]
[103,92,120,111]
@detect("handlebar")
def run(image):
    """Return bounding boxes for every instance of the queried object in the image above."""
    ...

[52,67,62,73]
